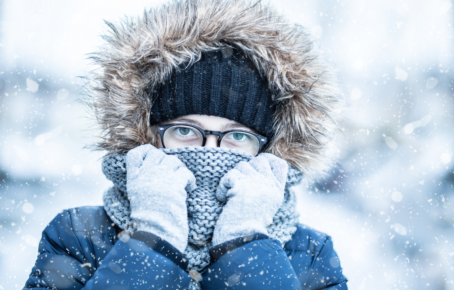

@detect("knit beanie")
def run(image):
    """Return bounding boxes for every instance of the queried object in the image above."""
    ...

[148,48,276,138]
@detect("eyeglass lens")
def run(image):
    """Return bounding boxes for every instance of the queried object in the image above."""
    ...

[163,125,260,155]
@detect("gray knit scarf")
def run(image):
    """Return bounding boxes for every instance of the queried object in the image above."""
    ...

[102,147,302,288]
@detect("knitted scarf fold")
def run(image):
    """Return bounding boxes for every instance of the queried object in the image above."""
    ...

[102,147,302,288]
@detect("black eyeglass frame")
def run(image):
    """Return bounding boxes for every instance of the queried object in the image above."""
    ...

[157,123,268,155]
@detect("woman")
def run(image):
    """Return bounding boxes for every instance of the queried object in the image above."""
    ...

[24,0,347,289]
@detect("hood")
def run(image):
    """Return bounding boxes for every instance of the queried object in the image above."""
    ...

[85,0,343,175]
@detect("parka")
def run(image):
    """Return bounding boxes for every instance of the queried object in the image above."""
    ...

[23,206,347,289]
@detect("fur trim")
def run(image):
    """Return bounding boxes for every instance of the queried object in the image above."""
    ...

[85,0,342,175]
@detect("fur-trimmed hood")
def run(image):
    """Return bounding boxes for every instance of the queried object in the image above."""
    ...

[86,0,342,175]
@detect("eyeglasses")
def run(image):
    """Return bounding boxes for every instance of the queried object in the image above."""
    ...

[157,123,268,156]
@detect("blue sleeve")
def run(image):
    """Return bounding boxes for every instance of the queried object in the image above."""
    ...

[288,236,348,289]
[83,232,191,289]
[200,234,301,289]
[23,210,191,290]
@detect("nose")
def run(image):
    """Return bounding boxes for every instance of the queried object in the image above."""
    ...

[205,135,218,148]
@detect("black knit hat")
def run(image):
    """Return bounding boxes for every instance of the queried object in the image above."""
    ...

[148,48,276,138]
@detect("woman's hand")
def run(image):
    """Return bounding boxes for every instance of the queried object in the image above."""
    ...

[212,153,288,246]
[126,144,197,253]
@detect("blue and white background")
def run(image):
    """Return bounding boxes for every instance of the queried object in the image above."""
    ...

[0,1,453,289]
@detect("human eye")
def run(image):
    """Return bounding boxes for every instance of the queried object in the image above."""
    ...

[224,132,257,145]
[175,127,195,136]
[228,132,250,142]
[163,125,203,147]
[164,126,201,141]
[168,126,200,141]
[221,131,259,154]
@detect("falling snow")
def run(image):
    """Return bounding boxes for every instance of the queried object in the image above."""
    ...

[0,0,453,290]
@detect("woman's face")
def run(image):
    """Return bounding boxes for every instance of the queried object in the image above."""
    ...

[156,114,258,151]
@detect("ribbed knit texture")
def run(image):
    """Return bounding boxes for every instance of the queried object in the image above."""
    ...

[102,147,302,289]
[148,49,276,138]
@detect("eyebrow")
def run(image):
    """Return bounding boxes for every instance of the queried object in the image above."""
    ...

[167,118,203,127]
[221,122,254,132]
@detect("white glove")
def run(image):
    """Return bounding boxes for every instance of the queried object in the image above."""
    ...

[212,153,288,246]
[126,144,197,253]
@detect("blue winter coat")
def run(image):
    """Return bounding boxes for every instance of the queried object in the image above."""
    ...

[23,206,348,289]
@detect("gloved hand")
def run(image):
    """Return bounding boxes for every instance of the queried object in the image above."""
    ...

[212,153,289,246]
[126,144,197,253]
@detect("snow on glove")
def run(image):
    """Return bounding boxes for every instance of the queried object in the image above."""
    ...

[212,153,289,246]
[126,144,197,253]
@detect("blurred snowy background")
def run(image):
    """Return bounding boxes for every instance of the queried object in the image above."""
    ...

[0,0,453,289]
